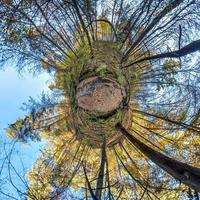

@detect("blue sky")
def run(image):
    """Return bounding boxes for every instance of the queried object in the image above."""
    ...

[0,67,50,128]
[0,66,51,199]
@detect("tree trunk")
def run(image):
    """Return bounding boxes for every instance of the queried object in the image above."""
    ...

[123,0,184,60]
[116,123,200,192]
[95,141,107,199]
[125,39,200,68]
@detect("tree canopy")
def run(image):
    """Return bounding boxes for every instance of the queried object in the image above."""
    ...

[1,0,200,199]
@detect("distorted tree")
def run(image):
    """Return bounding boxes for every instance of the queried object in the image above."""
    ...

[1,0,200,199]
